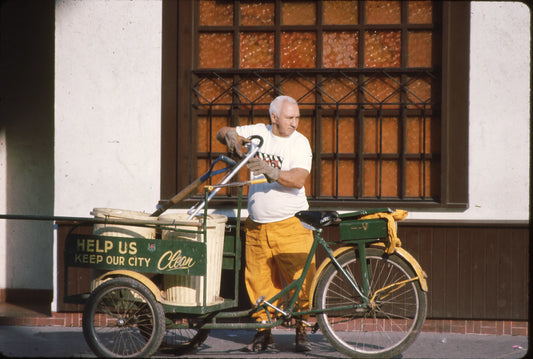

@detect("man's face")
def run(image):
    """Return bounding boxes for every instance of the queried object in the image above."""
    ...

[271,101,300,137]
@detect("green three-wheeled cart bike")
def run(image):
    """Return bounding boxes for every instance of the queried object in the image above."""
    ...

[1,136,428,358]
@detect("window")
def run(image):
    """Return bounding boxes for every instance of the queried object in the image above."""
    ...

[161,0,469,209]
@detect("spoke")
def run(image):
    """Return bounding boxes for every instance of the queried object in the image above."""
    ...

[326,286,356,305]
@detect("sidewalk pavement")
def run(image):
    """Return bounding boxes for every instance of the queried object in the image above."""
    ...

[0,326,529,359]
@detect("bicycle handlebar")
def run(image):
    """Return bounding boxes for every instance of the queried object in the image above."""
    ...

[187,135,264,219]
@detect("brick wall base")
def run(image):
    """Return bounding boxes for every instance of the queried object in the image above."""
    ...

[422,319,528,336]
[0,313,528,336]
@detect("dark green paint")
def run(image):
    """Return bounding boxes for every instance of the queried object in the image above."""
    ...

[65,233,207,275]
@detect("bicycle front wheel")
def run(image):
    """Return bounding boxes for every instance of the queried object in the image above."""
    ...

[82,277,166,358]
[314,247,427,359]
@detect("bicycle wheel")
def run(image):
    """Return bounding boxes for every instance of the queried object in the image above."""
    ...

[159,315,210,355]
[315,247,427,359]
[82,277,166,358]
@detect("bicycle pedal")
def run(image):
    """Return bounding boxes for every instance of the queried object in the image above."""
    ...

[297,319,313,327]
[311,323,320,334]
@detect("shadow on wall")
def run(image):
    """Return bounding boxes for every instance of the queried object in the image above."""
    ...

[1,0,55,296]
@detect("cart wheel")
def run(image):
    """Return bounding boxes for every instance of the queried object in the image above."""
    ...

[159,316,210,355]
[82,277,166,358]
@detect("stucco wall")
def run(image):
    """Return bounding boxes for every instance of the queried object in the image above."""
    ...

[467,1,530,220]
[408,1,530,221]
[54,0,162,216]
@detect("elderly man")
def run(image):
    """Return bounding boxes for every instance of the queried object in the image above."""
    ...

[216,95,315,353]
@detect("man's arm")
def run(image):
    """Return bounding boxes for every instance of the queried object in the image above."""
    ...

[277,167,309,189]
[247,157,309,189]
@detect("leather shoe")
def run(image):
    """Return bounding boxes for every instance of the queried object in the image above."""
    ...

[295,324,311,352]
[241,329,277,352]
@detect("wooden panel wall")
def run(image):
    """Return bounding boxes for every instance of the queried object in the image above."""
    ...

[57,221,529,320]
[321,221,529,320]
[56,222,92,312]
[397,222,529,320]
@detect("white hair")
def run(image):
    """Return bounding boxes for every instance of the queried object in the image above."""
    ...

[269,95,297,118]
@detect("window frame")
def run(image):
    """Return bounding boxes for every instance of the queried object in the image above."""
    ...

[160,0,469,210]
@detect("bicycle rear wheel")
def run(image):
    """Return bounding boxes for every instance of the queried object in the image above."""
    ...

[314,247,426,359]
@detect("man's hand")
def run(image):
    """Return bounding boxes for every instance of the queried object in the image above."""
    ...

[224,129,250,158]
[247,157,280,183]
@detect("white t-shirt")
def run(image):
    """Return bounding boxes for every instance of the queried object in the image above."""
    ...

[236,124,312,223]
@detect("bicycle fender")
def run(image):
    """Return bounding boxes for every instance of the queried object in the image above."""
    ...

[95,270,165,302]
[310,245,428,306]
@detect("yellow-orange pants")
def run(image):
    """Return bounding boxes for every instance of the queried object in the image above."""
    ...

[244,216,316,323]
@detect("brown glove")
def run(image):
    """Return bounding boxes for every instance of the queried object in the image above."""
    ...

[247,157,280,183]
[224,129,250,158]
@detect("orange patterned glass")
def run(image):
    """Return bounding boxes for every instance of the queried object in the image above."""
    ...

[364,117,399,154]
[406,116,439,154]
[196,77,233,109]
[364,76,401,109]
[240,32,274,68]
[382,117,399,153]
[366,1,401,24]
[406,160,439,198]
[323,32,358,68]
[381,160,399,197]
[297,116,314,147]
[324,0,358,25]
[282,1,316,25]
[406,77,432,109]
[364,118,378,153]
[339,118,357,153]
[363,160,398,197]
[240,1,275,26]
[194,0,438,201]
[408,1,432,24]
[199,33,233,68]
[363,160,378,197]
[338,160,356,196]
[364,31,401,68]
[321,159,356,197]
[408,31,432,67]
[321,116,357,154]
[280,77,316,109]
[321,117,336,153]
[405,115,439,198]
[199,0,233,26]
[281,32,316,68]
[321,77,358,110]
[197,116,228,153]
[238,77,274,110]
[321,160,335,196]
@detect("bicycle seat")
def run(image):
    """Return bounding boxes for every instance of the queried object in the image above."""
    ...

[296,211,340,228]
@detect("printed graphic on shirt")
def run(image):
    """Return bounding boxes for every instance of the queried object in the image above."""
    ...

[255,152,283,170]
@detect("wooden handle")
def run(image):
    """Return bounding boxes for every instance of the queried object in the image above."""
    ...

[150,177,203,217]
